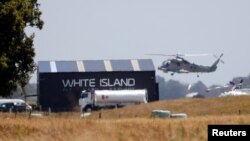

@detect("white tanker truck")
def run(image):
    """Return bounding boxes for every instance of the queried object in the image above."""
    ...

[79,89,148,112]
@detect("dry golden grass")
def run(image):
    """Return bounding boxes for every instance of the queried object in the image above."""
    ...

[0,96,250,141]
[89,96,250,119]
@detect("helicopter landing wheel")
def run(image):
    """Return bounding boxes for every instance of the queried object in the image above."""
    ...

[197,74,199,77]
[171,73,174,76]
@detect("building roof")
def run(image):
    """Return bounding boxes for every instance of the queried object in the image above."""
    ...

[38,59,155,73]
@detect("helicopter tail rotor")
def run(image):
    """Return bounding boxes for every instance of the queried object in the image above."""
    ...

[213,53,224,64]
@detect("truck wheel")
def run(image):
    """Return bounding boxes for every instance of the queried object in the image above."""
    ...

[85,107,92,113]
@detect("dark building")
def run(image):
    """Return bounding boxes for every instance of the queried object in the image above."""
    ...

[37,59,158,111]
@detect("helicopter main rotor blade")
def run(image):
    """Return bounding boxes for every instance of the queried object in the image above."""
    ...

[145,53,179,57]
[183,53,213,57]
[145,53,213,57]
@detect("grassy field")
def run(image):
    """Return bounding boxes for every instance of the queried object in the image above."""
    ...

[89,95,250,119]
[1,96,250,141]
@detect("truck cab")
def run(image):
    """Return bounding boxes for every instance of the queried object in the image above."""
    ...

[79,90,92,112]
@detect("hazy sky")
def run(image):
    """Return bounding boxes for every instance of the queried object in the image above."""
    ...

[29,0,250,86]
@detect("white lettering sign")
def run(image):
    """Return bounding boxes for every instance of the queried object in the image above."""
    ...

[212,129,247,137]
[62,78,136,88]
[62,79,95,87]
[100,78,135,87]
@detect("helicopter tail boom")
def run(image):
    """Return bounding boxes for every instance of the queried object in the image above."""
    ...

[210,53,223,71]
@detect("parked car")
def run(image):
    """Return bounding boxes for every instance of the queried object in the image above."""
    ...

[0,99,32,112]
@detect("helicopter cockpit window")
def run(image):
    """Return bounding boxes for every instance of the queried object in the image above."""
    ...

[80,91,88,98]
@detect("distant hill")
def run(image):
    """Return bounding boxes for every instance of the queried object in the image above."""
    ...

[157,76,208,100]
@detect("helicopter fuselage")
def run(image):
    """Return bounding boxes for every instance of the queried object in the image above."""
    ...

[158,58,218,73]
